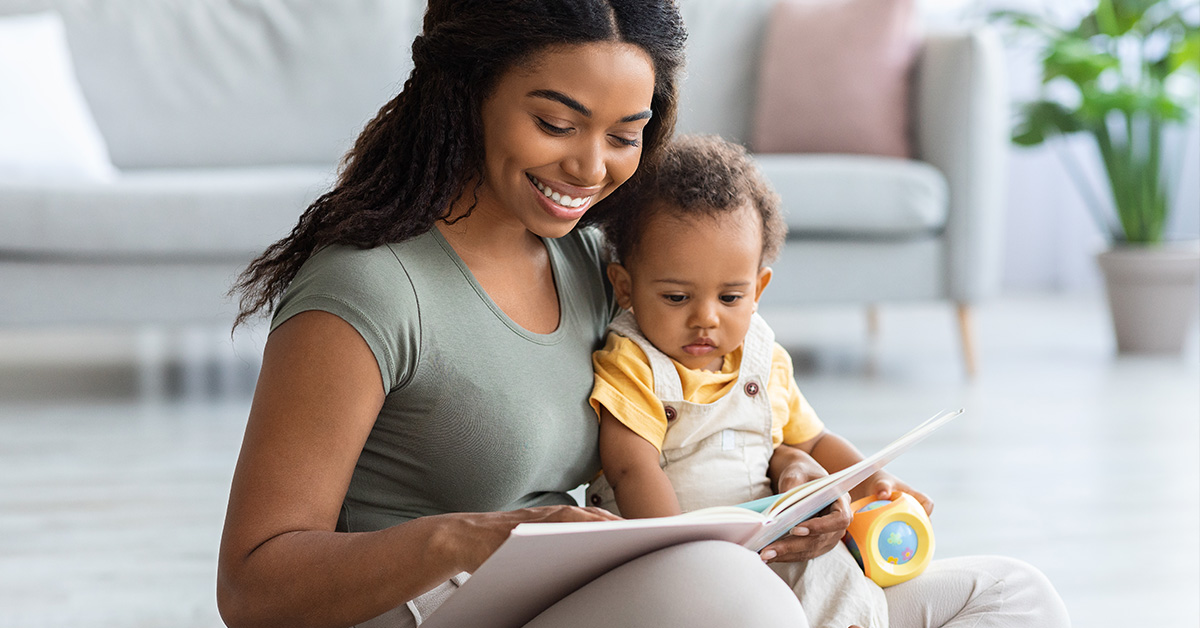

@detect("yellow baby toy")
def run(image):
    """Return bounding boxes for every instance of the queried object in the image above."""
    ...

[843,491,934,588]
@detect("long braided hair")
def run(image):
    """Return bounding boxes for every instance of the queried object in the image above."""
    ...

[231,0,686,328]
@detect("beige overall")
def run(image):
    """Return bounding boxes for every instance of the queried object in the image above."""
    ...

[587,311,888,628]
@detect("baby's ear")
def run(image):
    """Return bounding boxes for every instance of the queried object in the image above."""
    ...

[607,263,634,310]
[754,266,773,304]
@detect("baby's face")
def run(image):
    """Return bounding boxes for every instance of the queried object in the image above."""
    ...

[610,203,771,371]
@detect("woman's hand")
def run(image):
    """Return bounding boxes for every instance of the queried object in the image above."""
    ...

[854,471,934,515]
[759,494,853,564]
[446,505,621,573]
[761,445,853,564]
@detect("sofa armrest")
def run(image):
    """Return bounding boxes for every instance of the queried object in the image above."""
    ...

[912,28,1008,302]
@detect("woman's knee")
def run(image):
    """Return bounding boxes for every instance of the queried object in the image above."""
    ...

[981,556,1070,625]
[525,540,806,628]
[887,555,1070,628]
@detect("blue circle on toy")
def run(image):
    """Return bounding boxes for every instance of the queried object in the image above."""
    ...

[857,499,892,513]
[877,521,918,565]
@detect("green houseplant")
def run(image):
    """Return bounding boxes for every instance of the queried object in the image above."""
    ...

[992,0,1200,353]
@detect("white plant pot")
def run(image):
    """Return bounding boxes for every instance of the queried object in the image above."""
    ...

[1096,241,1200,354]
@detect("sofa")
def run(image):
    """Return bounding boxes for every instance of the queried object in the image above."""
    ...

[0,0,1005,374]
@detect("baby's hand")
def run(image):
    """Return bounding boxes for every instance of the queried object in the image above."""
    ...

[866,473,934,515]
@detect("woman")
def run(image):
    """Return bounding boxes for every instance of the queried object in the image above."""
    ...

[218,1,810,626]
[218,1,1071,627]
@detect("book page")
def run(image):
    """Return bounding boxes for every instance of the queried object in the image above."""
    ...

[675,505,767,522]
[744,409,963,550]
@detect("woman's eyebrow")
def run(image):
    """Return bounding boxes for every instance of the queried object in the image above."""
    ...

[529,89,591,116]
[528,89,652,123]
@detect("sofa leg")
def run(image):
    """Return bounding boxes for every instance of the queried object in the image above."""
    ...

[956,302,978,378]
[865,304,880,376]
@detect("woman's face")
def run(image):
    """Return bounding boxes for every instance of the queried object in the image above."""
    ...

[475,42,656,238]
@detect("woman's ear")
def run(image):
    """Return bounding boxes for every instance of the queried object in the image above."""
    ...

[753,267,773,305]
[607,263,634,310]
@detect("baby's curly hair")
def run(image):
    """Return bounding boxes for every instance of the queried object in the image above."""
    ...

[603,134,785,267]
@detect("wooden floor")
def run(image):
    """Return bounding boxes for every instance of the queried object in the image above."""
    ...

[1,293,1196,627]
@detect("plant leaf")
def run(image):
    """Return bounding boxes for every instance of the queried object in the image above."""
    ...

[1111,0,1159,35]
[1012,101,1085,145]
[1168,30,1200,74]
[1043,39,1118,86]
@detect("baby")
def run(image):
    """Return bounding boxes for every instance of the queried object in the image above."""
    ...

[587,135,931,628]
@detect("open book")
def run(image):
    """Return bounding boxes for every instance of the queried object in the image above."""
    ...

[420,409,964,628]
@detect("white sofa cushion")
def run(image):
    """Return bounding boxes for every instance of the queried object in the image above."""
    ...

[0,167,331,257]
[0,12,117,183]
[755,155,948,237]
[0,0,424,169]
[674,0,775,145]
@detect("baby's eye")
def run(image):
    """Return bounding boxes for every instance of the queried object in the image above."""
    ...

[663,294,687,303]
[720,294,743,304]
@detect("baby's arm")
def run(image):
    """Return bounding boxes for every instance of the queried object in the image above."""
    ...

[795,430,934,514]
[597,406,682,518]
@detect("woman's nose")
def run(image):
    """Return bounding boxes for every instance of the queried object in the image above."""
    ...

[562,138,606,186]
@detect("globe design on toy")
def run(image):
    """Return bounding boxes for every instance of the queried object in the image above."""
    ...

[877,520,919,565]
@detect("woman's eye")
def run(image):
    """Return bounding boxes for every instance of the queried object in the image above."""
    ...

[663,294,686,303]
[610,134,641,148]
[535,117,571,136]
[720,295,743,304]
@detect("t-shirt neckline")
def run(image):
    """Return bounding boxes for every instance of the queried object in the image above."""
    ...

[430,227,569,345]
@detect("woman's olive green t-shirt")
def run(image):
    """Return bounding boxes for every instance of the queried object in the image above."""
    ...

[271,227,614,532]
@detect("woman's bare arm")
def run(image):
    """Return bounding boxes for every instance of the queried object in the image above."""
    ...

[217,311,615,628]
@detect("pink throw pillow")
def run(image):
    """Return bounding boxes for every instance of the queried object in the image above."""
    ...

[751,0,919,158]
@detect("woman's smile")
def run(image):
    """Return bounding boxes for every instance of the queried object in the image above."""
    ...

[527,174,600,219]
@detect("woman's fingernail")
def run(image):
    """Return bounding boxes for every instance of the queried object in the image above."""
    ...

[761,549,777,561]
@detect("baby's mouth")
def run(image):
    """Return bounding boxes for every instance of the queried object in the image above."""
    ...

[682,339,717,356]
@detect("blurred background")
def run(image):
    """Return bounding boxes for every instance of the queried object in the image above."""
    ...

[1,0,1197,626]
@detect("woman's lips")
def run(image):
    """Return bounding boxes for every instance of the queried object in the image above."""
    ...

[527,174,599,220]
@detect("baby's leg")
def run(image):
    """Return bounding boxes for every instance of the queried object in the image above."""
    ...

[524,540,808,628]
[770,544,889,628]
[884,555,1070,628]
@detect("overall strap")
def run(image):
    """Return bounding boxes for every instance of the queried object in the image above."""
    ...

[607,310,685,402]
[737,312,776,385]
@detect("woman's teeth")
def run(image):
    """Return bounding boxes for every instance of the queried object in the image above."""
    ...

[532,177,588,208]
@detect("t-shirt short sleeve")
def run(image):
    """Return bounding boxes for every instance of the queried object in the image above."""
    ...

[270,244,420,394]
[768,344,825,446]
[590,332,670,450]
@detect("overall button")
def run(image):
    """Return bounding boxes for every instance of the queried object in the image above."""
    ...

[590,494,602,505]
[744,381,760,397]
[664,406,677,421]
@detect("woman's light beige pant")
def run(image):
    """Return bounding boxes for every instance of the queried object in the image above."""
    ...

[361,543,1070,628]
[883,555,1071,628]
